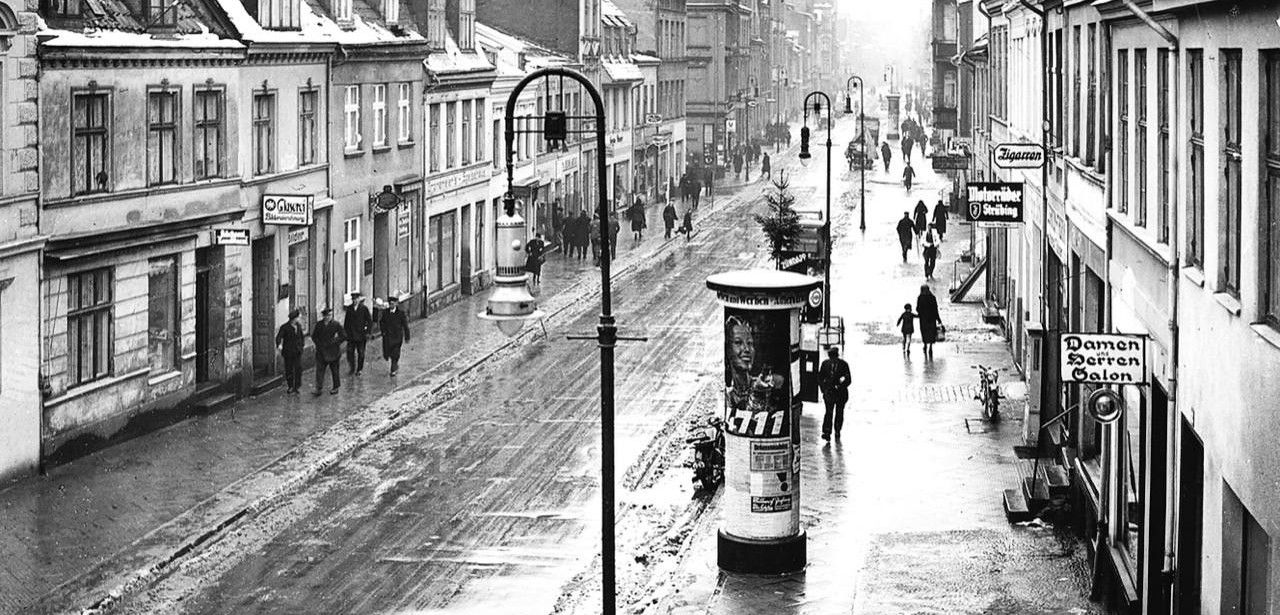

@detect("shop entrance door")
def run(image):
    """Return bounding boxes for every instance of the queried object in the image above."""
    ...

[374,212,390,301]
[251,237,276,378]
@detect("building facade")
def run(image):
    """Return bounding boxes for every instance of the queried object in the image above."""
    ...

[0,0,43,481]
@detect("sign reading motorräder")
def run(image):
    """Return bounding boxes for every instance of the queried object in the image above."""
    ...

[1060,333,1147,384]
[965,182,1024,227]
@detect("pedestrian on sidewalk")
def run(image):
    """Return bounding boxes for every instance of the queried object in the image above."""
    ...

[733,150,744,180]
[663,201,678,239]
[689,176,702,210]
[903,162,915,192]
[574,210,590,260]
[932,199,948,241]
[703,166,714,197]
[896,212,915,263]
[880,141,892,173]
[679,173,690,205]
[590,213,602,265]
[275,308,305,394]
[525,232,546,285]
[761,153,771,180]
[552,202,565,251]
[915,285,944,360]
[902,133,915,164]
[609,212,621,260]
[896,303,916,357]
[818,346,851,440]
[668,177,678,203]
[380,296,410,377]
[343,293,371,375]
[628,197,647,243]
[680,208,694,241]
[310,307,345,395]
[922,225,940,279]
[913,200,929,241]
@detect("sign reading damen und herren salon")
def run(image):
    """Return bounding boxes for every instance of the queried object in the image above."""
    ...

[1060,333,1147,385]
[262,194,314,226]
[965,182,1024,228]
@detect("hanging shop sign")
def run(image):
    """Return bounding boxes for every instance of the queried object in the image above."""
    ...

[371,185,402,213]
[645,113,663,125]
[261,194,314,226]
[726,118,737,132]
[287,227,309,245]
[930,153,970,171]
[1060,333,1147,385]
[211,227,250,246]
[993,142,1046,169]
[965,182,1024,228]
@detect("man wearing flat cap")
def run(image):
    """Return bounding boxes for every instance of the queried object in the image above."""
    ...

[344,292,372,375]
[310,306,346,395]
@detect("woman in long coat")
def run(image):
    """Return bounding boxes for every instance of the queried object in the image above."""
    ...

[915,285,944,360]
[932,199,948,240]
[912,200,929,238]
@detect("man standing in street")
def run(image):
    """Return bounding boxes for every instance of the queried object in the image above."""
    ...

[761,152,771,180]
[896,212,915,263]
[343,293,371,375]
[663,200,678,239]
[902,162,915,192]
[818,346,851,440]
[275,308,305,394]
[880,141,892,173]
[380,296,411,377]
[608,212,621,260]
[310,307,345,395]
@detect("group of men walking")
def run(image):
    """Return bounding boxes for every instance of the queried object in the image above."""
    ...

[895,199,949,280]
[274,293,413,397]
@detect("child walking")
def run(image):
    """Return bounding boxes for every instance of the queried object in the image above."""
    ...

[896,303,916,356]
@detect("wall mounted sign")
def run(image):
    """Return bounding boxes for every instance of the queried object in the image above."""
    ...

[965,182,1024,227]
[1060,333,1147,385]
[261,194,313,226]
[993,142,1046,169]
[211,228,249,246]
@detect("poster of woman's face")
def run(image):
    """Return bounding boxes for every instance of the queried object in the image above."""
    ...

[723,308,792,437]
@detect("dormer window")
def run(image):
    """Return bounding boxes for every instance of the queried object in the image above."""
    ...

[146,0,177,29]
[42,0,80,17]
[384,0,398,23]
[428,0,446,49]
[260,0,301,29]
[334,0,352,23]
[444,0,473,50]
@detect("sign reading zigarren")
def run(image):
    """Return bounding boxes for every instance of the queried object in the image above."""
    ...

[993,142,1046,169]
[965,182,1024,227]
[1060,333,1147,384]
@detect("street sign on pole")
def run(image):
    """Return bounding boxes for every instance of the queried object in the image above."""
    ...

[993,142,1046,169]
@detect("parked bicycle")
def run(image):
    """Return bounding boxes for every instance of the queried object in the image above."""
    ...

[973,364,1003,421]
[686,414,725,491]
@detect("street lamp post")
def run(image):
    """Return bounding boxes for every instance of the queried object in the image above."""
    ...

[799,92,833,329]
[844,75,866,232]
[480,67,643,615]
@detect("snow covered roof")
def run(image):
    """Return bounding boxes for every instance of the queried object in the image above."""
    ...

[423,27,493,75]
[476,20,569,77]
[603,58,642,83]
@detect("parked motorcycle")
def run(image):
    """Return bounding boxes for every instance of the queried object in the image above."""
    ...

[973,364,1003,420]
[686,414,725,491]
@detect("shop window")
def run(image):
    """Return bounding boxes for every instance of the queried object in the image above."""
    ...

[147,256,180,373]
[67,267,113,387]
[429,211,456,290]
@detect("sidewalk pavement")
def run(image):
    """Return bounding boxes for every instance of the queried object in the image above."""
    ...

[0,174,774,615]
[650,119,1099,615]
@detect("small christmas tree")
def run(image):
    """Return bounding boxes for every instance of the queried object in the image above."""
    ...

[754,173,802,270]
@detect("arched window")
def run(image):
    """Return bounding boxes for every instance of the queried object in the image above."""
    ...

[0,3,17,52]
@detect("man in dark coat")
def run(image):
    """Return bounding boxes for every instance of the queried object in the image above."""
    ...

[902,134,915,163]
[628,198,646,243]
[663,201,678,239]
[689,176,702,209]
[818,346,852,440]
[679,173,690,204]
[380,296,411,376]
[608,213,621,260]
[275,308,306,394]
[733,151,744,180]
[913,200,929,239]
[880,141,892,173]
[761,153,771,180]
[574,211,590,260]
[343,293,371,375]
[310,307,345,395]
[525,232,546,285]
[903,162,915,192]
[896,212,915,263]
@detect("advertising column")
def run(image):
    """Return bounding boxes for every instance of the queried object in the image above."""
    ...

[706,270,819,574]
